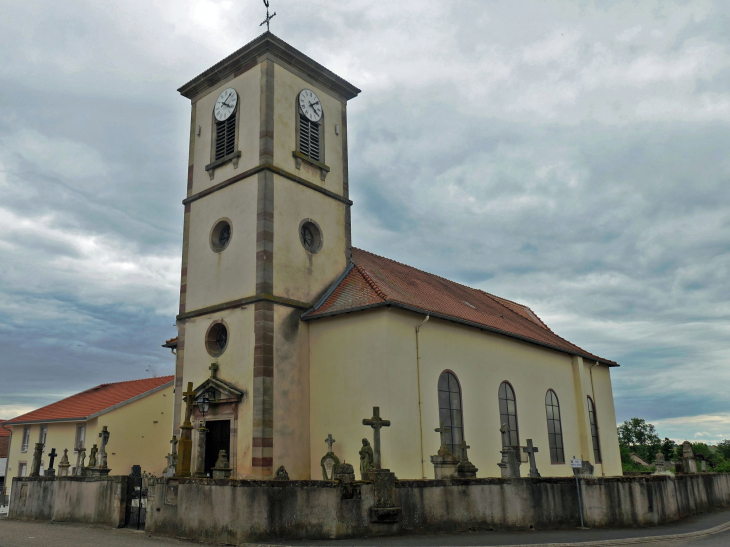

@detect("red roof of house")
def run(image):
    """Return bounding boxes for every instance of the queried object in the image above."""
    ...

[302,248,617,366]
[0,425,10,437]
[5,376,174,425]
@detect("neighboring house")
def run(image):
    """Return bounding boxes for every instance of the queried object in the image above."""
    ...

[0,424,9,494]
[4,376,173,494]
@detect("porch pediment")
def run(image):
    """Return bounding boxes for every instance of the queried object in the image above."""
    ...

[192,376,245,405]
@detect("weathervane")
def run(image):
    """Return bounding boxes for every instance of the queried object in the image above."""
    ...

[260,0,276,31]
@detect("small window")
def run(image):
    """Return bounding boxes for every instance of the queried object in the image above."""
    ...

[299,220,323,254]
[39,425,48,446]
[498,382,519,448]
[210,219,232,253]
[214,115,236,161]
[75,424,86,451]
[21,427,30,452]
[545,390,565,463]
[206,322,228,357]
[437,371,464,456]
[588,396,602,463]
[299,114,321,162]
[18,462,27,478]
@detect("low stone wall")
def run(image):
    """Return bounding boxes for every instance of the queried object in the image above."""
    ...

[8,476,129,528]
[9,474,730,542]
[145,474,730,543]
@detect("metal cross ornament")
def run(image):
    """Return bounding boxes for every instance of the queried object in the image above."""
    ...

[260,0,276,31]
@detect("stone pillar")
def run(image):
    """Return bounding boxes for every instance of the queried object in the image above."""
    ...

[211,450,232,479]
[194,422,208,477]
[30,443,44,477]
[498,446,521,478]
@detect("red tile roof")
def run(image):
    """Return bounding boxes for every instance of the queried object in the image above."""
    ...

[303,248,617,366]
[0,425,10,437]
[5,376,174,425]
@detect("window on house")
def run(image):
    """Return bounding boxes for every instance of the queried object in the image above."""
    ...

[21,427,30,452]
[75,425,86,451]
[299,114,321,162]
[587,396,602,463]
[545,390,565,464]
[498,382,519,448]
[437,371,464,457]
[39,425,48,446]
[18,463,27,477]
[214,115,236,161]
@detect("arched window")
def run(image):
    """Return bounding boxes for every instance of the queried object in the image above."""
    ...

[498,382,519,448]
[437,372,464,456]
[587,396,602,463]
[545,390,565,463]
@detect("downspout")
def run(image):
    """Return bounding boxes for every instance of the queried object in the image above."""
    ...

[589,361,605,477]
[415,314,430,479]
[1,421,12,500]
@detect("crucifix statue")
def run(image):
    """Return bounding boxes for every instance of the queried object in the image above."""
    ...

[98,426,110,468]
[324,434,336,453]
[499,422,511,447]
[260,0,276,31]
[435,421,452,456]
[362,406,390,470]
[522,439,541,478]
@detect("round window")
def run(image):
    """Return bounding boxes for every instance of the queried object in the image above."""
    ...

[205,322,228,356]
[299,219,323,254]
[210,219,232,253]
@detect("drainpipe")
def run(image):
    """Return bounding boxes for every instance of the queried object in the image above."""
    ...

[1,421,11,503]
[589,361,605,477]
[415,314,430,479]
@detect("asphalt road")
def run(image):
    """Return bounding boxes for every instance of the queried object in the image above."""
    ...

[0,507,729,547]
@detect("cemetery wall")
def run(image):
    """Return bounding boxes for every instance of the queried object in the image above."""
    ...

[146,474,730,543]
[8,475,129,528]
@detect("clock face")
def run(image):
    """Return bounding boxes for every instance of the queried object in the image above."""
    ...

[298,89,322,122]
[214,88,238,121]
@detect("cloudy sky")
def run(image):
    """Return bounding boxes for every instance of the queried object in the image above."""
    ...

[1,0,729,443]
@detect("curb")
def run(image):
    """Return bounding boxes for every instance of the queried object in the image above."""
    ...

[472,518,730,547]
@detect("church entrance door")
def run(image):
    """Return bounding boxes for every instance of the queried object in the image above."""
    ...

[205,420,230,475]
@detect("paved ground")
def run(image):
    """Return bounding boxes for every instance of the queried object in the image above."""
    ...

[0,507,729,547]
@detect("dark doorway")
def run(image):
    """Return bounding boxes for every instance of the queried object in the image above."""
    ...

[205,420,230,476]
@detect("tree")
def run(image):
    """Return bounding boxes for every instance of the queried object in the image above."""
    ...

[717,440,730,460]
[618,418,662,463]
[661,437,676,461]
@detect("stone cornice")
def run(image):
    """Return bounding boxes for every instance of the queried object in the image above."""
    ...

[182,164,352,206]
[178,32,361,102]
[176,293,311,322]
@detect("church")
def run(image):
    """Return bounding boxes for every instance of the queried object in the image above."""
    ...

[169,31,622,482]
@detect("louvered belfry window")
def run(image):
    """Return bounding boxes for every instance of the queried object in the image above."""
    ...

[214,115,236,161]
[299,114,320,162]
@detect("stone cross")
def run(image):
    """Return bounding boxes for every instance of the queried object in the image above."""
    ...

[435,422,452,455]
[30,442,44,477]
[183,382,196,426]
[325,434,336,453]
[522,439,541,478]
[209,362,219,379]
[98,426,110,468]
[362,406,391,470]
[48,448,58,470]
[499,422,511,446]
[458,440,471,462]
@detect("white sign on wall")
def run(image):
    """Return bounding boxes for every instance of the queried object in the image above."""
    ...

[570,458,583,469]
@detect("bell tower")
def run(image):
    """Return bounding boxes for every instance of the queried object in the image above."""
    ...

[172,32,360,479]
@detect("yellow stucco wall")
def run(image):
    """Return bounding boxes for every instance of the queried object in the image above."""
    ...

[6,384,173,494]
[191,65,261,195]
[273,63,345,195]
[185,176,258,311]
[180,306,255,477]
[309,307,622,480]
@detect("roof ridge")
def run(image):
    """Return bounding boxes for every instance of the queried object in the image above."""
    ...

[353,263,389,301]
[473,289,554,333]
[76,375,175,395]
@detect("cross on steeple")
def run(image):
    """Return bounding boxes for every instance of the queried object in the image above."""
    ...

[324,434,336,453]
[260,0,276,31]
[362,406,390,470]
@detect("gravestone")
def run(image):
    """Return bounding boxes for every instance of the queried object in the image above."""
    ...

[456,440,478,478]
[321,434,340,480]
[87,444,98,469]
[163,436,179,478]
[30,442,44,477]
[701,460,708,472]
[274,465,289,481]
[497,424,521,478]
[361,407,400,523]
[522,439,541,478]
[176,382,195,478]
[58,449,71,477]
[334,462,356,483]
[97,426,110,469]
[359,439,374,478]
[654,451,667,473]
[680,441,697,474]
[75,447,87,476]
[45,448,57,477]
[362,407,391,472]
[430,422,458,479]
[211,450,231,479]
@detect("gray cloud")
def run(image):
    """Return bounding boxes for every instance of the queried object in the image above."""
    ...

[0,0,728,444]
